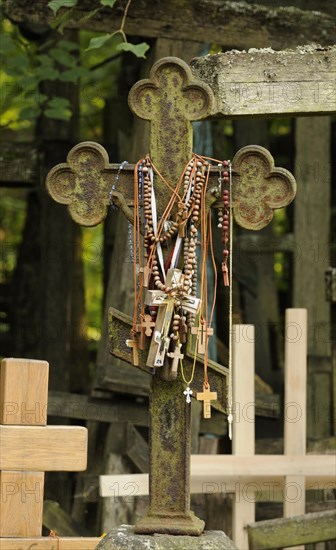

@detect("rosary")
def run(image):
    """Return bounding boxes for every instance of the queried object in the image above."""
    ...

[114,153,233,433]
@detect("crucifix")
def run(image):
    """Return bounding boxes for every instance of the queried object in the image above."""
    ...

[46,57,296,536]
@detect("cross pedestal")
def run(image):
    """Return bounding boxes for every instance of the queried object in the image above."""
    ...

[0,358,100,550]
[46,57,296,535]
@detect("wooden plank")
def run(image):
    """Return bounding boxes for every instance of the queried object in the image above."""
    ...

[0,537,101,549]
[3,0,335,48]
[294,118,331,361]
[48,391,140,425]
[232,325,255,548]
[0,358,49,426]
[190,46,336,117]
[48,390,278,429]
[284,309,307,550]
[100,455,336,497]
[126,425,148,473]
[0,471,44,537]
[191,455,335,478]
[0,426,87,471]
[248,509,336,550]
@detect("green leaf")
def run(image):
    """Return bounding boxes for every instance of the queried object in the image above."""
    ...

[58,40,79,51]
[85,34,113,51]
[37,54,55,67]
[59,66,90,82]
[19,105,42,121]
[47,97,71,109]
[116,41,150,59]
[48,0,77,14]
[49,48,76,67]
[44,107,72,120]
[100,0,117,6]
[44,97,72,120]
[35,66,60,80]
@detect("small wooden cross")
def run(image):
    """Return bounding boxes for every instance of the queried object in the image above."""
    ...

[196,383,218,419]
[167,343,184,377]
[141,313,156,337]
[191,322,214,354]
[126,338,139,366]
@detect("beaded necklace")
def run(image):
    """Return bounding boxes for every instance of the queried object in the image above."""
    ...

[128,153,232,427]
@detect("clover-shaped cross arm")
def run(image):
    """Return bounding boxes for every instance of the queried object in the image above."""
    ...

[230,145,296,230]
[45,142,135,227]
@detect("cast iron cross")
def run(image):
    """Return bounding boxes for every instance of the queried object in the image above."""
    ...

[46,57,296,536]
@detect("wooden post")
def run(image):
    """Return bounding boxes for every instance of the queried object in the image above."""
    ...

[284,309,307,550]
[232,325,255,548]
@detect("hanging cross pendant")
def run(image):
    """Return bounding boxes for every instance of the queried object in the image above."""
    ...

[227,412,233,440]
[196,383,217,419]
[191,323,214,354]
[167,343,184,378]
[183,386,193,403]
[139,265,150,288]
[179,316,188,344]
[140,314,156,337]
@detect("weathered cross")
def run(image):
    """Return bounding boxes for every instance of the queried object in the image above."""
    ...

[0,358,100,550]
[46,57,296,535]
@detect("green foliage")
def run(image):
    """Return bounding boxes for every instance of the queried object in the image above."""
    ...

[116,41,150,59]
[44,97,72,120]
[0,0,149,130]
[0,192,27,283]
[0,19,90,128]
[100,0,117,6]
[82,225,103,340]
[48,0,78,14]
[85,33,113,51]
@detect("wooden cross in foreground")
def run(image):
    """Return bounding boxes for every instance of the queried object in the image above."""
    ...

[0,358,100,550]
[46,56,298,535]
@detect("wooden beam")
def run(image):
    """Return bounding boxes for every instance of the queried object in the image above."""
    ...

[248,509,336,550]
[0,425,87,471]
[125,425,148,473]
[100,455,336,497]
[0,537,101,549]
[1,358,49,425]
[232,325,255,548]
[3,1,335,48]
[283,309,307,550]
[0,471,44,537]
[190,46,336,117]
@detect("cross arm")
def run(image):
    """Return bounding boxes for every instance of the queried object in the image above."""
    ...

[190,45,336,117]
[45,141,136,226]
[109,307,228,414]
[0,425,87,470]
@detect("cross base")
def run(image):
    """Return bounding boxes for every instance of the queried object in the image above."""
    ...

[97,524,238,549]
[134,511,205,536]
